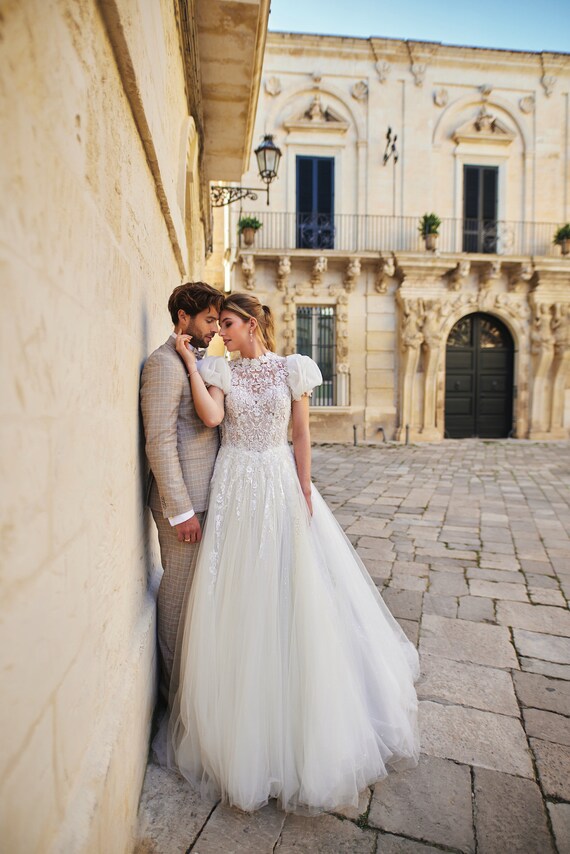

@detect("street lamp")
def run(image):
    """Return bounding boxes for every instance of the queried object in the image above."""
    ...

[210,134,282,207]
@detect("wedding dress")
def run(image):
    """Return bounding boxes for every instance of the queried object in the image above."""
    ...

[169,352,419,813]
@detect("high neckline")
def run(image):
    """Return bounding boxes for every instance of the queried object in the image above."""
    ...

[236,351,274,364]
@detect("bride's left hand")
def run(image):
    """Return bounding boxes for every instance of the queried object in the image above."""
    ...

[175,332,196,369]
[303,488,313,516]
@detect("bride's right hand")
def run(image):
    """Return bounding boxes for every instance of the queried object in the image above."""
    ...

[175,332,196,369]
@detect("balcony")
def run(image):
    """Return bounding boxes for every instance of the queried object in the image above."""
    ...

[240,213,565,258]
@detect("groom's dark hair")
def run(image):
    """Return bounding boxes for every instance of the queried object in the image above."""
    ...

[168,281,224,324]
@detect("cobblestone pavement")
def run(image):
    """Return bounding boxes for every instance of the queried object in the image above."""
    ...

[135,440,570,854]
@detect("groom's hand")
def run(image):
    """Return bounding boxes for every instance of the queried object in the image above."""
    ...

[176,516,202,544]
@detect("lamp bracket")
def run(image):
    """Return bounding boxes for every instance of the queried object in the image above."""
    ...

[210,186,269,207]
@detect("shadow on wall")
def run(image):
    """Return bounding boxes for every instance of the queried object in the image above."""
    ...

[138,305,162,603]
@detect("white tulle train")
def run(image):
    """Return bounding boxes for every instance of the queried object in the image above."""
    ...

[168,443,420,814]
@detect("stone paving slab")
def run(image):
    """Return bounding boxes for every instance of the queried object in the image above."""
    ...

[418,654,520,716]
[419,614,519,669]
[135,441,570,854]
[369,755,474,853]
[513,670,570,715]
[473,768,555,854]
[547,802,570,853]
[530,739,570,800]
[276,814,376,853]
[419,701,534,777]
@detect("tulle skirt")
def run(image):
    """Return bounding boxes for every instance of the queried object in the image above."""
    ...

[168,443,420,813]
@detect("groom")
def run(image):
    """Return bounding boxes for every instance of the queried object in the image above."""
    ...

[141,281,224,703]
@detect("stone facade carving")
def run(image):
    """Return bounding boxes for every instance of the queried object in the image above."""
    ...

[276,255,291,291]
[541,74,557,97]
[519,94,535,114]
[351,80,368,101]
[240,254,256,290]
[550,303,570,435]
[311,255,327,291]
[376,61,390,83]
[447,260,470,291]
[282,290,296,356]
[433,88,448,107]
[264,76,282,96]
[507,262,534,292]
[343,258,361,292]
[529,301,555,435]
[375,255,396,294]
[478,260,501,290]
[411,63,426,87]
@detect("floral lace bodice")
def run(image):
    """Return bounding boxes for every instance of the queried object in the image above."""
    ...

[224,354,291,451]
[197,352,322,453]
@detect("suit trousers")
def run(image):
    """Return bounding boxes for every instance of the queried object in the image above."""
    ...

[152,509,205,704]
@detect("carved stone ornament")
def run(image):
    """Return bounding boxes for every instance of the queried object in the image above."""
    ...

[264,76,282,97]
[343,258,361,292]
[240,254,255,290]
[351,80,368,101]
[376,61,391,83]
[336,292,349,363]
[507,262,533,293]
[375,255,396,294]
[411,63,426,87]
[447,260,470,291]
[480,83,493,99]
[519,94,535,114]
[541,74,557,97]
[311,256,327,289]
[312,72,322,87]
[400,299,424,351]
[433,88,448,108]
[552,302,570,353]
[531,302,555,355]
[276,256,291,291]
[421,300,444,349]
[478,260,501,291]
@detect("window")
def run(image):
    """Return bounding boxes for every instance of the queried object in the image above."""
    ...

[296,156,335,249]
[296,306,336,405]
[463,165,498,253]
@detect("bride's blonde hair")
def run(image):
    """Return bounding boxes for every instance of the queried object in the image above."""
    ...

[222,293,276,353]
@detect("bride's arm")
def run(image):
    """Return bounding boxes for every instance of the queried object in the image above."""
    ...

[291,395,313,515]
[175,333,225,427]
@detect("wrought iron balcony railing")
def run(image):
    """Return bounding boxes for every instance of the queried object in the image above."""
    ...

[240,212,566,258]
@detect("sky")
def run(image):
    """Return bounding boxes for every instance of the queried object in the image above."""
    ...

[268,0,570,54]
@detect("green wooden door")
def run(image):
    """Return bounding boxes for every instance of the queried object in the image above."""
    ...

[445,313,514,438]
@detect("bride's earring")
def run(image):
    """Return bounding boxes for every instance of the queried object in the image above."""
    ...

[249,326,254,342]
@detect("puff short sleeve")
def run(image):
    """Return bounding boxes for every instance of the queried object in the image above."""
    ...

[285,354,323,401]
[197,356,231,394]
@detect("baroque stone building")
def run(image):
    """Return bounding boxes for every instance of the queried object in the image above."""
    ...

[0,1,268,851]
[231,33,570,442]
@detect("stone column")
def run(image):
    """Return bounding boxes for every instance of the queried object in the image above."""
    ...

[395,298,424,441]
[549,302,570,437]
[529,302,555,437]
[421,300,445,440]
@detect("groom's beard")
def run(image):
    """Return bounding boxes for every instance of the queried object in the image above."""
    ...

[186,326,209,349]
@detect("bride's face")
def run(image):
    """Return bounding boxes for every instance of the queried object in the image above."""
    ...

[219,310,253,352]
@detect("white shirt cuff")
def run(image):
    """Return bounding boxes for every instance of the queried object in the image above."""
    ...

[168,509,195,526]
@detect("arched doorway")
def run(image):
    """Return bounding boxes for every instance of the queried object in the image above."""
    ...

[445,313,514,438]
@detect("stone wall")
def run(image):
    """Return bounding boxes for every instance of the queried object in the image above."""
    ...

[0,1,204,850]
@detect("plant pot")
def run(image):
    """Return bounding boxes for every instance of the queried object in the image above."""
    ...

[560,238,570,256]
[241,227,256,246]
[424,233,438,252]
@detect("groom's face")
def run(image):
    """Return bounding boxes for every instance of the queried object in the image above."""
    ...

[183,305,220,348]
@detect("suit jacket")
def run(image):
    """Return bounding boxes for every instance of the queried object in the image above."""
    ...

[140,336,220,518]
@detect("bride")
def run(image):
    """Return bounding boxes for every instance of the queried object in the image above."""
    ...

[169,292,419,814]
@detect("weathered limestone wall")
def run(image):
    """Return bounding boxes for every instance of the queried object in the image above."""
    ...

[0,1,201,850]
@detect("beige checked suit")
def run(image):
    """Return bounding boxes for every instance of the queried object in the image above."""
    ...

[140,336,219,700]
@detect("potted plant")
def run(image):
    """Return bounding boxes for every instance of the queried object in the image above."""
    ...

[238,216,262,247]
[553,223,570,256]
[418,213,441,251]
